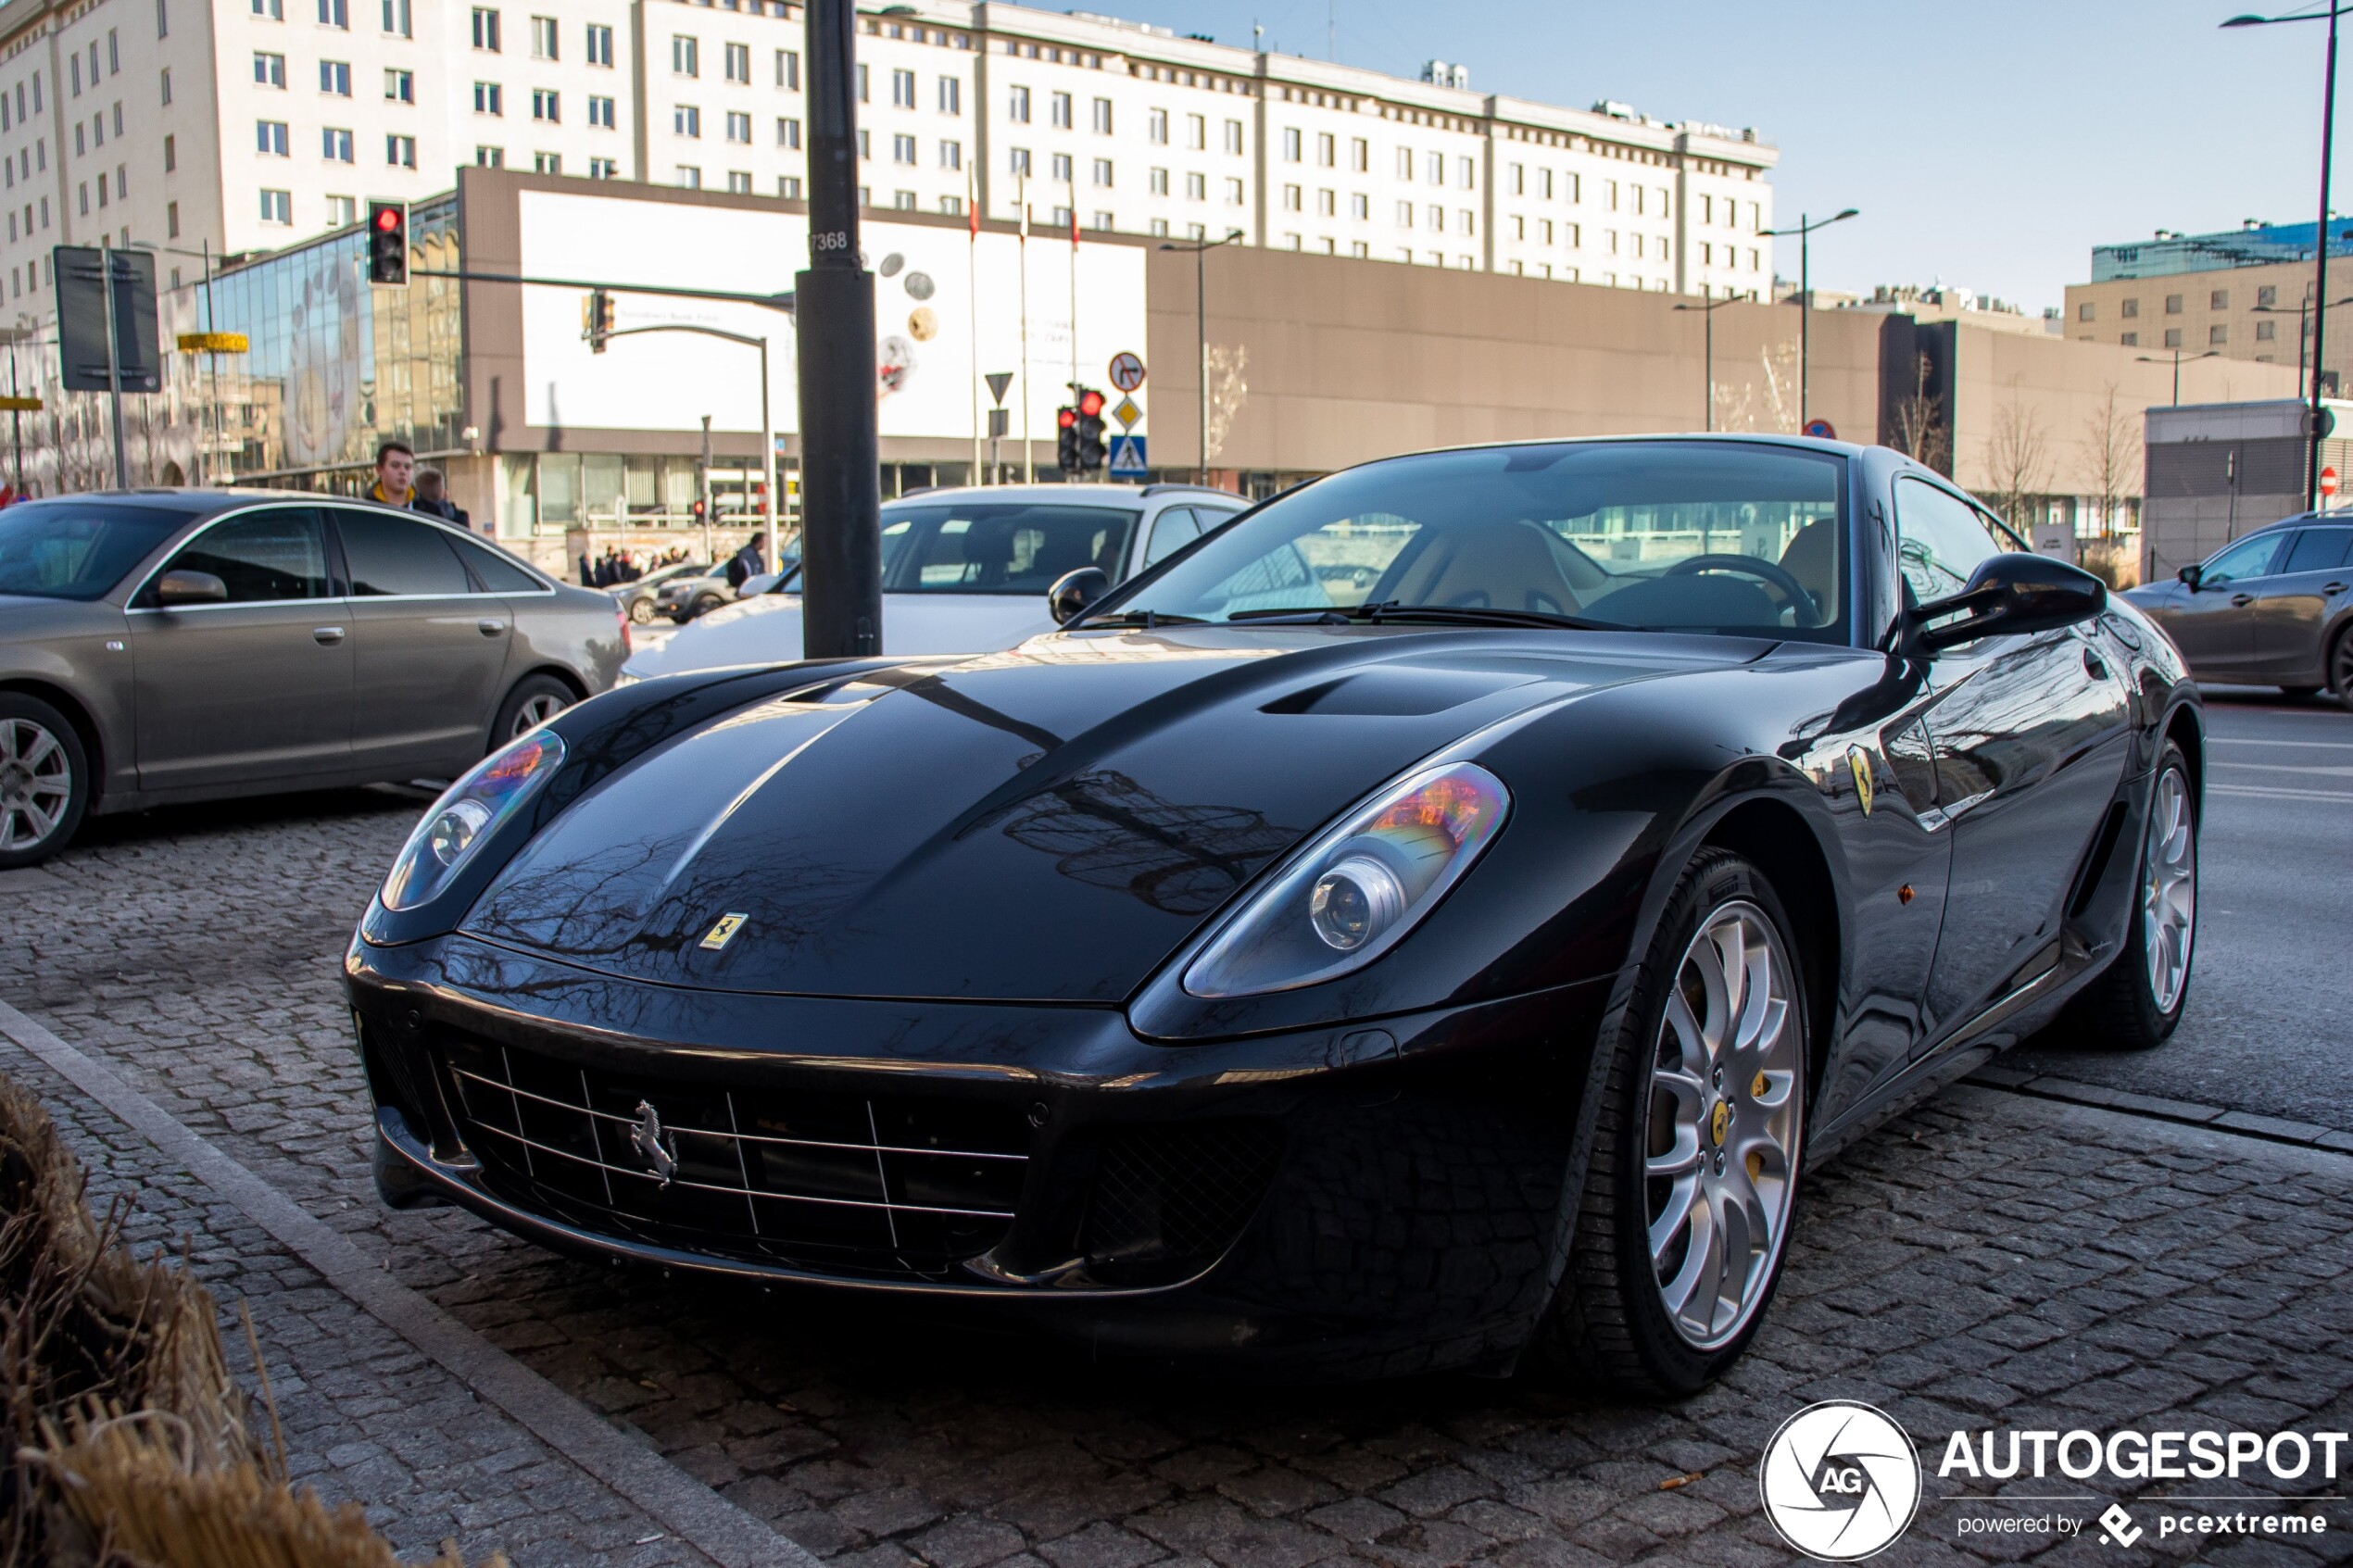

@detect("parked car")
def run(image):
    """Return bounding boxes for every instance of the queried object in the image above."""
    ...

[2124,512,2353,706]
[610,560,711,625]
[617,483,1244,680]
[650,545,801,624]
[0,489,626,868]
[351,436,2199,1386]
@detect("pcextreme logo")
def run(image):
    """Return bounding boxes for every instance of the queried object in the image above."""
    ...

[1758,1401,1923,1561]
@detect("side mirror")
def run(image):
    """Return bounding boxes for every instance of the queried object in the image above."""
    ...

[1047,566,1111,626]
[155,569,228,607]
[2177,563,2204,590]
[1903,552,2106,656]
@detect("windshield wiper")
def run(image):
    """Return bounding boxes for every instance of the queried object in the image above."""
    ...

[1070,608,1208,629]
[1226,600,1614,632]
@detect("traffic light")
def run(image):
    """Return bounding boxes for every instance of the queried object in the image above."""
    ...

[583,288,616,353]
[365,200,409,286]
[1056,405,1079,473]
[1074,387,1107,471]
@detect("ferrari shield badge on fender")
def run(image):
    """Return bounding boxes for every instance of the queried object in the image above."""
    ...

[700,911,749,951]
[1847,748,1875,817]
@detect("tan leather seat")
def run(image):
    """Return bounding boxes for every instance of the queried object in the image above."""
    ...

[1390,521,1585,614]
[1778,518,1839,621]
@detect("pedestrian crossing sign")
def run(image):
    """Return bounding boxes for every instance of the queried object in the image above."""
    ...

[1108,434,1149,477]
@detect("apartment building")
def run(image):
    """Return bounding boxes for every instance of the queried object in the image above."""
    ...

[0,0,1774,310]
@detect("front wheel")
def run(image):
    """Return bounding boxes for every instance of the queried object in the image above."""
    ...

[0,694,88,870]
[2334,629,2353,713]
[627,596,657,625]
[1537,848,1808,1398]
[2061,742,2198,1050]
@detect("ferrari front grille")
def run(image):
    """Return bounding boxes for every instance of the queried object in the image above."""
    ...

[440,1035,1030,1279]
[1082,1121,1283,1266]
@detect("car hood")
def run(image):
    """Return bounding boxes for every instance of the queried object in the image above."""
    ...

[0,594,120,647]
[621,591,1060,680]
[464,626,1755,1002]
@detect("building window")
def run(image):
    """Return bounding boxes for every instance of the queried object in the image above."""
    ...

[471,6,498,50]
[725,42,749,83]
[1010,85,1030,123]
[1233,120,1250,157]
[893,132,915,164]
[160,69,171,104]
[2120,332,2138,347]
[675,164,698,188]
[891,69,914,107]
[163,133,176,170]
[727,109,750,143]
[1316,132,1334,167]
[1092,157,1111,186]
[1396,200,1411,227]
[777,174,800,197]
[474,82,502,115]
[588,157,617,178]
[674,105,699,137]
[167,198,181,237]
[942,194,966,216]
[534,88,559,122]
[259,187,292,223]
[1148,107,1166,144]
[1009,146,1029,176]
[2163,327,2183,348]
[386,132,414,166]
[257,119,289,155]
[1149,218,1168,237]
[2210,289,2230,310]
[476,144,503,167]
[936,139,962,169]
[587,24,613,66]
[320,59,350,94]
[727,169,749,194]
[776,49,799,89]
[857,64,867,101]
[2257,283,2277,307]
[2165,294,2183,314]
[1050,151,1072,182]
[322,127,352,160]
[2256,320,2277,342]
[2120,296,2139,319]
[673,35,698,77]
[1185,170,1204,201]
[1281,127,1301,162]
[254,51,286,87]
[2209,324,2228,345]
[318,0,347,27]
[1351,193,1367,220]
[777,117,800,148]
[382,0,409,34]
[1282,183,1300,211]
[1148,167,1167,194]
[530,150,555,173]
[1051,91,1071,128]
[587,95,614,128]
[384,68,412,101]
[1092,96,1112,133]
[253,0,282,16]
[897,191,917,210]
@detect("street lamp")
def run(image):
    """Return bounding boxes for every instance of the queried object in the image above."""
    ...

[2137,349,2221,406]
[2253,292,2353,391]
[2223,4,2351,509]
[1158,228,1244,483]
[1673,294,1744,432]
[1761,207,1856,431]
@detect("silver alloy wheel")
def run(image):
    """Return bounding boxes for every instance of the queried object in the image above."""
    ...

[510,692,571,738]
[0,717,72,851]
[2141,765,2197,1014]
[1644,898,1804,1352]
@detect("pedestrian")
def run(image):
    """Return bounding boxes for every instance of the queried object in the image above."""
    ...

[578,551,594,586]
[724,533,764,592]
[368,440,417,508]
[413,468,473,533]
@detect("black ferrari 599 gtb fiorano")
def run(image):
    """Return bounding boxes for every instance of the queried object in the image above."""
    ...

[346,435,2200,1391]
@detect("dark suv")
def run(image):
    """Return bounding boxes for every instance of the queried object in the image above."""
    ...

[2126,514,2353,706]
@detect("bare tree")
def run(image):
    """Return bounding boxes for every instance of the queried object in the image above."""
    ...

[1983,378,2053,531]
[1714,342,1799,434]
[1890,352,1950,473]
[1202,344,1249,465]
[2081,382,2142,540]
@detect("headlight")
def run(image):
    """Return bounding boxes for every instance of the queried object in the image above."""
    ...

[379,729,564,911]
[1182,761,1507,997]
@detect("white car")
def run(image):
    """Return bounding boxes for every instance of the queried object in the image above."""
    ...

[615,483,1243,682]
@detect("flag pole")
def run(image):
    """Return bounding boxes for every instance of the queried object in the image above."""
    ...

[1069,189,1080,419]
[1018,176,1032,483]
[967,162,981,485]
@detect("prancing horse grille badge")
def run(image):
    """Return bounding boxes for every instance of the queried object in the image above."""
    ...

[628,1099,679,1185]
[700,911,749,951]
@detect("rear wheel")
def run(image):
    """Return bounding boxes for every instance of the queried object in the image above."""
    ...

[627,596,658,625]
[491,674,574,747]
[2334,628,2353,713]
[1539,849,1807,1398]
[0,694,89,870]
[2061,742,2197,1050]
[691,592,725,619]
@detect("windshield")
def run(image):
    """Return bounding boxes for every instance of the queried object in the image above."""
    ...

[878,502,1139,596]
[1098,443,1849,642]
[0,500,195,601]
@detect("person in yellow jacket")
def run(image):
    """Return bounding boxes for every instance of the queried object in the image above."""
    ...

[367,440,416,508]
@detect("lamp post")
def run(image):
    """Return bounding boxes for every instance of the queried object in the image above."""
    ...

[1761,207,1856,431]
[2137,349,2221,406]
[2224,5,2350,511]
[1158,228,1244,483]
[1673,294,1743,432]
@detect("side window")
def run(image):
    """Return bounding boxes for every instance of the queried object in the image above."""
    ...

[1141,506,1201,568]
[2199,533,2285,586]
[450,533,545,592]
[336,509,473,596]
[1892,479,2000,602]
[2282,527,2353,574]
[156,508,327,603]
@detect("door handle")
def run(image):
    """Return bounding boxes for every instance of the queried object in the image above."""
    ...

[2229,593,2255,607]
[311,626,345,645]
[2325,582,2348,596]
[477,619,506,636]
[2082,646,2108,681]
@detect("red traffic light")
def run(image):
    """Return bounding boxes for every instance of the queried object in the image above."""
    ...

[1057,407,1077,428]
[1077,389,1105,418]
[374,207,401,232]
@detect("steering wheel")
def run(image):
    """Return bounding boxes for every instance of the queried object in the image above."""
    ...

[1664,554,1818,621]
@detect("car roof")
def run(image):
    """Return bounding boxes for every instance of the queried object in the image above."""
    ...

[887,483,1241,508]
[2241,509,2353,534]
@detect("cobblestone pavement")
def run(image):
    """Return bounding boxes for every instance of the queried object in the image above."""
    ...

[4,789,2351,1566]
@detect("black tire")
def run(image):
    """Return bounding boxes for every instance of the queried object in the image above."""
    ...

[2057,741,2198,1051]
[489,674,575,749]
[691,592,725,619]
[0,692,91,870]
[1536,848,1810,1399]
[627,596,657,625]
[2334,627,2353,713]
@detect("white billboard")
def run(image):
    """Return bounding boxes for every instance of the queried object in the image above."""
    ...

[516,189,1148,445]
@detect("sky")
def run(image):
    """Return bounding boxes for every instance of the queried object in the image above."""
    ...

[1101,0,2343,314]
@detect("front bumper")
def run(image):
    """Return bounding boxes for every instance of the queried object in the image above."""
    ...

[346,933,1609,1374]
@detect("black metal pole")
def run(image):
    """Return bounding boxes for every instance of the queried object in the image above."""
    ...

[795,0,880,658]
[2313,5,2340,512]
[1797,219,1810,431]
[1704,300,1715,433]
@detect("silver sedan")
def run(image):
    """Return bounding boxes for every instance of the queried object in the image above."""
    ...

[0,489,626,867]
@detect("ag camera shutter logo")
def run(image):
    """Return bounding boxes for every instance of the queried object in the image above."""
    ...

[1759,1400,1922,1561]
